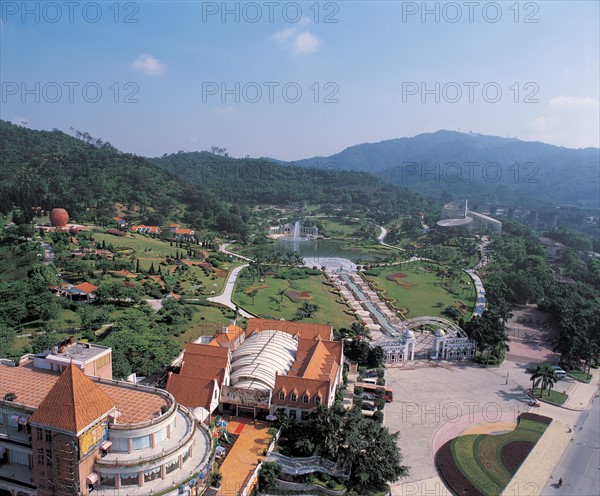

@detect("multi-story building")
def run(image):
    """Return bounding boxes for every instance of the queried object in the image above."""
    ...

[167,319,344,422]
[0,344,212,496]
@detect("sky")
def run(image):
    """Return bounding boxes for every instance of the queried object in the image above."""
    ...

[1,1,599,161]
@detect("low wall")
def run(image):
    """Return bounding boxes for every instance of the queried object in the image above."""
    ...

[275,479,347,495]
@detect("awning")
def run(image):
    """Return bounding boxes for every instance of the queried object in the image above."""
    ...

[9,414,20,423]
[18,416,29,425]
[100,440,112,450]
[86,472,99,485]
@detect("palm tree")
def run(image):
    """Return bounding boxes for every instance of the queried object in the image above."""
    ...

[350,321,371,341]
[528,362,558,397]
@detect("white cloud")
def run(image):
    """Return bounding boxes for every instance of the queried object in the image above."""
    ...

[131,54,166,76]
[272,26,320,54]
[549,96,599,108]
[293,32,320,54]
[272,27,297,44]
[189,136,198,143]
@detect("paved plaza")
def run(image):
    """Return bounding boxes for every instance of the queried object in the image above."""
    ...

[384,359,599,495]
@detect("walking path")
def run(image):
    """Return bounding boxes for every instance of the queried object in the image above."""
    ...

[207,263,254,318]
[216,419,271,496]
[376,224,405,251]
[465,269,487,316]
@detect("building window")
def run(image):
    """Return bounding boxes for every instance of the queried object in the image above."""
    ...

[99,474,115,488]
[182,448,191,464]
[132,435,151,450]
[10,450,31,467]
[46,450,52,466]
[278,391,285,401]
[302,394,309,404]
[288,409,297,420]
[315,395,321,405]
[39,473,45,489]
[36,428,43,441]
[154,427,167,446]
[37,448,44,465]
[290,393,297,402]
[110,437,129,453]
[120,472,139,486]
[143,467,161,483]
[45,430,52,442]
[165,459,179,475]
[7,415,19,429]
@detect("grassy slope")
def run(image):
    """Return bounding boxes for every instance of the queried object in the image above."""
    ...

[363,262,476,320]
[233,270,354,330]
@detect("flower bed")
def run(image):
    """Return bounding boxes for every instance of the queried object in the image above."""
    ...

[435,414,551,496]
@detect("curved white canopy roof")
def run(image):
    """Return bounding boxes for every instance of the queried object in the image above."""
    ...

[230,330,297,390]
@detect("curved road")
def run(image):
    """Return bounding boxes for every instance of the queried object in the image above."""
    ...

[207,263,254,318]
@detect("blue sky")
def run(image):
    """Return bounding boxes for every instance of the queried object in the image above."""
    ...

[1,1,599,160]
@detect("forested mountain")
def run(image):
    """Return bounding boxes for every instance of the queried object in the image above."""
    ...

[151,152,430,223]
[293,131,600,208]
[0,121,432,233]
[1,120,179,222]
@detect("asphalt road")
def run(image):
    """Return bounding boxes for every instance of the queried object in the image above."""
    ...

[543,391,600,496]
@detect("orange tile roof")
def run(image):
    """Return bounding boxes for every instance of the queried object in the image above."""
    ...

[174,228,194,235]
[0,361,167,425]
[185,343,230,358]
[289,339,341,380]
[165,373,217,409]
[272,376,331,407]
[209,324,245,348]
[29,364,116,434]
[245,318,333,341]
[73,282,98,294]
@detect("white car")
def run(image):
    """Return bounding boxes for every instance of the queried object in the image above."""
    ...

[549,365,567,379]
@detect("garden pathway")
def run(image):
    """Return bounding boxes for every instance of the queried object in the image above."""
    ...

[207,263,254,318]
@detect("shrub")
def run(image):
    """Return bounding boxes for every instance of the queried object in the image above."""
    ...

[373,410,384,423]
[354,386,364,396]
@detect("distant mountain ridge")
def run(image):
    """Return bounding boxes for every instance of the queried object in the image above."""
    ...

[291,131,600,208]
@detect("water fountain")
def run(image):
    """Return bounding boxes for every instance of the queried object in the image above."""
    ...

[290,220,302,240]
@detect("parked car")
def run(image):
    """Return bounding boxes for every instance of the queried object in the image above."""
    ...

[361,401,376,411]
[549,365,567,379]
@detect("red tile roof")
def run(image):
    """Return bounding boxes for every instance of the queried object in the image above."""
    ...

[0,361,167,424]
[166,342,229,409]
[73,282,98,294]
[289,339,342,381]
[245,319,333,341]
[29,364,116,434]
[272,376,331,408]
[209,324,245,349]
[174,228,194,235]
[165,373,217,409]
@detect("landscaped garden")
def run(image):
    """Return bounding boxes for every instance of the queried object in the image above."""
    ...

[362,261,477,320]
[435,413,552,496]
[232,267,355,330]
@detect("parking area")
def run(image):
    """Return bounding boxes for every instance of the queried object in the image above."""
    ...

[383,359,580,493]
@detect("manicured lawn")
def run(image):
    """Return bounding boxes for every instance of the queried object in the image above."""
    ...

[568,370,593,383]
[363,262,477,320]
[531,388,568,405]
[306,216,363,237]
[233,269,354,330]
[173,306,242,346]
[436,414,551,496]
[91,231,184,258]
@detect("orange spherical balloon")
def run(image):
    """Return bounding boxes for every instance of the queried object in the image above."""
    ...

[49,208,69,227]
